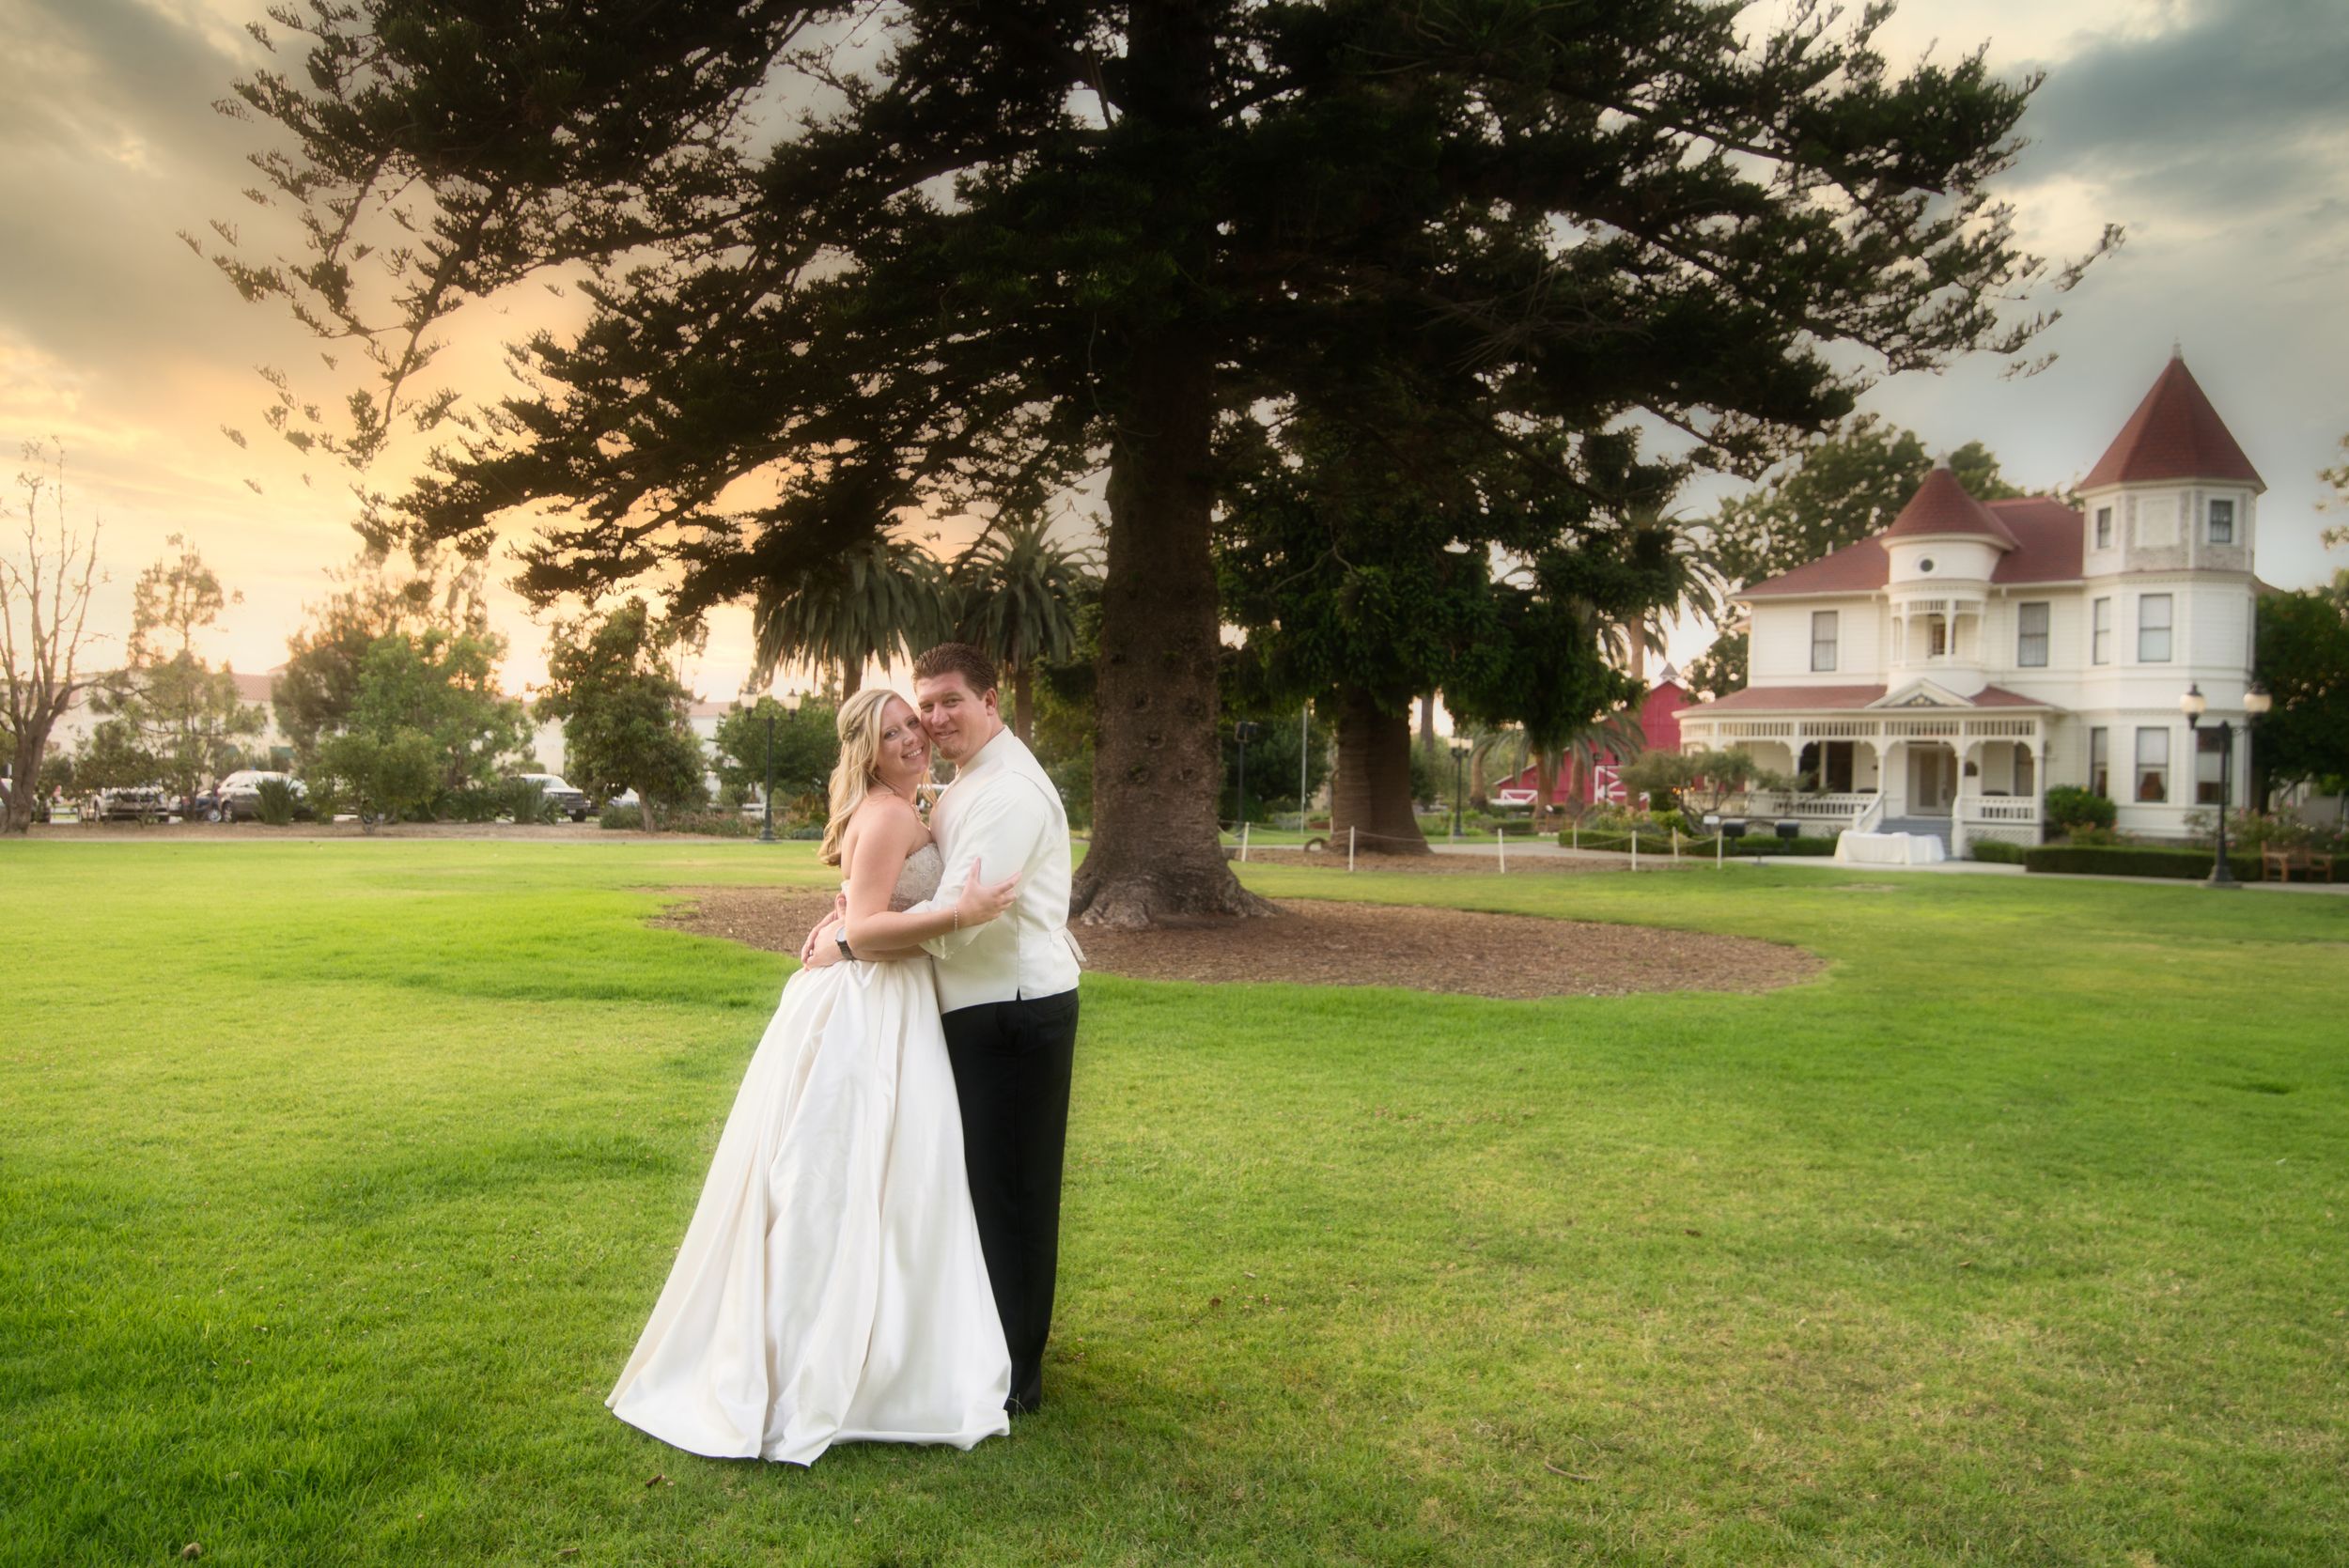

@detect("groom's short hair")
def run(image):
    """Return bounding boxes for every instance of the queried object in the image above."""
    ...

[912,642,998,696]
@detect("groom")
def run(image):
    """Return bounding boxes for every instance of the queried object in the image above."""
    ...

[805,642,1082,1415]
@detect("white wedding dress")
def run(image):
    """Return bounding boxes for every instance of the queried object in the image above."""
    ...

[608,844,1013,1464]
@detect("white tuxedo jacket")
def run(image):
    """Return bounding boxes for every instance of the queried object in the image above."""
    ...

[914,728,1081,1011]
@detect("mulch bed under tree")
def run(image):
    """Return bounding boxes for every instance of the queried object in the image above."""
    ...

[654,885,1821,1001]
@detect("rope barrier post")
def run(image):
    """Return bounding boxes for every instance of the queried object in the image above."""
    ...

[1498,826,1505,873]
[1572,823,1579,851]
[1240,821,1250,862]
[1348,825,1356,872]
[1631,830,1639,872]
[1672,827,1681,860]
[1717,829,1724,869]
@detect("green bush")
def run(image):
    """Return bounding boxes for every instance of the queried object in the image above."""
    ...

[253,778,299,827]
[503,778,557,825]
[1735,832,1839,856]
[1969,838,2029,864]
[598,803,644,831]
[437,785,506,824]
[2024,844,2260,880]
[2045,785,2116,832]
[657,809,756,839]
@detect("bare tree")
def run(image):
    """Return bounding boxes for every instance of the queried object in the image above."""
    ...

[2,444,106,833]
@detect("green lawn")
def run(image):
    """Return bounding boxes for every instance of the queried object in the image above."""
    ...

[2,840,2344,1566]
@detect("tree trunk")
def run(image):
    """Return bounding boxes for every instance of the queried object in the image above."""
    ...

[841,660,863,704]
[1072,332,1268,927]
[1532,748,1560,833]
[5,725,46,833]
[1012,662,1034,746]
[1067,3,1267,928]
[1418,691,1436,760]
[1469,738,1488,809]
[1328,686,1431,855]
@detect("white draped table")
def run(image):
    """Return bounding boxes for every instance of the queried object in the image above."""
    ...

[1834,831,1948,866]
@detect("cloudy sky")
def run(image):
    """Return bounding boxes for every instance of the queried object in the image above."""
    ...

[4,0,2345,699]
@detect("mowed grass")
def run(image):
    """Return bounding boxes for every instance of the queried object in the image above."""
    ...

[2,841,2344,1567]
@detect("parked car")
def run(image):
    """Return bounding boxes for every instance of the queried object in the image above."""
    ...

[178,788,221,822]
[88,784,172,821]
[511,772,590,821]
[216,770,310,822]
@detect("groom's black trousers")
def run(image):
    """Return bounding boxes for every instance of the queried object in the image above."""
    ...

[941,987,1080,1414]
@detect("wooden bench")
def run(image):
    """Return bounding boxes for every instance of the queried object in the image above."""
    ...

[2262,846,2339,882]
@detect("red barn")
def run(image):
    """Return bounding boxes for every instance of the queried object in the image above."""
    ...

[1491,672,1689,806]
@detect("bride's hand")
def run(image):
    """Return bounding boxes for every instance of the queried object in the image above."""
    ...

[954,859,1019,927]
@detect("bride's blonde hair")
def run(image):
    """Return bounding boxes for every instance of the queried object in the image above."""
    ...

[819,687,915,866]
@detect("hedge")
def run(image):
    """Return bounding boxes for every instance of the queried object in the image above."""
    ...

[1556,830,1841,857]
[2023,844,2261,880]
[1969,839,2029,864]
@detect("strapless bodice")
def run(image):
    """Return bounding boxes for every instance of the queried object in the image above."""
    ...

[885,843,943,911]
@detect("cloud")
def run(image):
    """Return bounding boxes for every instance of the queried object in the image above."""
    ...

[2015,0,2349,219]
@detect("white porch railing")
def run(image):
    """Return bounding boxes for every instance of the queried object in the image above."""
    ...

[1721,789,1879,832]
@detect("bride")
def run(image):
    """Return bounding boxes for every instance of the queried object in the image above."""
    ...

[607,687,1019,1465]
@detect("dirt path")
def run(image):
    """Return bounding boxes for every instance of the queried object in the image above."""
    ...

[653,885,1822,1001]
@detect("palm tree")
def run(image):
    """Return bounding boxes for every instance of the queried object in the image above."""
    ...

[950,515,1098,744]
[750,534,949,702]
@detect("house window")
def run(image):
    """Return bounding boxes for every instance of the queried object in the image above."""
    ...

[1797,739,1857,793]
[2092,598,2111,664]
[2016,601,2049,668]
[2138,593,2173,662]
[2135,727,2170,804]
[1811,611,1839,673]
[2094,506,2113,549]
[2196,728,2228,805]
[1928,613,1948,658]
[2090,727,2109,798]
[2208,498,2235,545]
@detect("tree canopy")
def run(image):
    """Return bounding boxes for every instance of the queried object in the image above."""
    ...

[2254,584,2349,805]
[537,599,708,825]
[211,0,2100,921]
[1698,416,2026,591]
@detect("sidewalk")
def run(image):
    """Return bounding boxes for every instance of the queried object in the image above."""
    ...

[1425,839,2349,893]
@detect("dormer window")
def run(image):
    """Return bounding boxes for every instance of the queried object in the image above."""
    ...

[1810,611,1839,673]
[2208,498,2235,544]
[2094,506,2113,549]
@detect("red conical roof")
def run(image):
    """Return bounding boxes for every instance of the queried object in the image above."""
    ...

[1881,463,2017,549]
[2082,356,2264,490]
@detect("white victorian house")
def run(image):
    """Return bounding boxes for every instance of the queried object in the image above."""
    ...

[1677,354,2267,854]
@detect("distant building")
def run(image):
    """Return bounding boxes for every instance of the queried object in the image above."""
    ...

[1491,671,1692,806]
[1674,354,2268,852]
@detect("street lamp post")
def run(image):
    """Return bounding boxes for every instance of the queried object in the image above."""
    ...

[1450,740,1470,841]
[1233,721,1264,836]
[2180,680,2272,887]
[758,705,777,844]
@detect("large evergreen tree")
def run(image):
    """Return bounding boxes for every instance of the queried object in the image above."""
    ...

[210,0,2098,924]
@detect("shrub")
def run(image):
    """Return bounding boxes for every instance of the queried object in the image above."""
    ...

[2045,785,2116,832]
[661,809,755,838]
[1737,833,1838,856]
[2024,844,2261,880]
[598,803,645,831]
[1969,838,2029,864]
[437,785,506,823]
[253,777,299,827]
[504,778,557,825]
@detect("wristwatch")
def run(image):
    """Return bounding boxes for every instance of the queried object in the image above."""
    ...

[833,928,853,962]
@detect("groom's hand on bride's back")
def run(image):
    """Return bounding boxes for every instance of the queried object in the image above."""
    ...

[954,858,1019,927]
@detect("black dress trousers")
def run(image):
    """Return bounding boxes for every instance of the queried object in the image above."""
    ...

[940,986,1080,1414]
